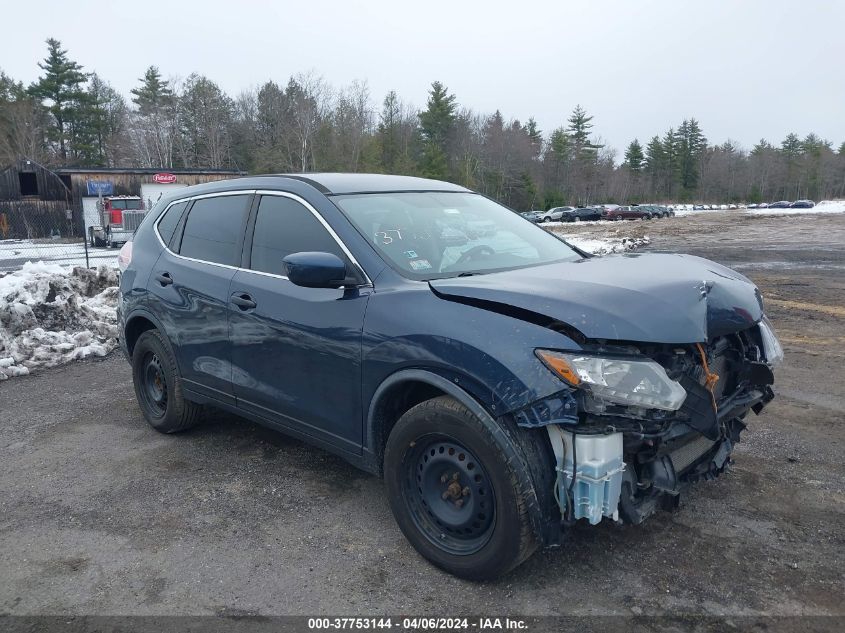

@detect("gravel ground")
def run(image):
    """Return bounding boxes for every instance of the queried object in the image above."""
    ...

[0,211,843,624]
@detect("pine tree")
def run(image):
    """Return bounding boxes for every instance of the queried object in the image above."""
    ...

[677,118,707,191]
[781,133,801,157]
[567,105,600,160]
[30,38,88,160]
[751,139,773,155]
[624,139,644,171]
[548,128,570,163]
[376,90,416,174]
[417,81,456,179]
[378,90,402,172]
[524,117,542,158]
[131,66,173,115]
[644,135,665,193]
[418,81,456,146]
[81,73,127,165]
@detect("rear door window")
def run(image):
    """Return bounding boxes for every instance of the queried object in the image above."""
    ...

[249,195,345,276]
[178,195,250,266]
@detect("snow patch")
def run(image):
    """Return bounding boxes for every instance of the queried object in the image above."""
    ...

[0,263,119,380]
[561,235,650,255]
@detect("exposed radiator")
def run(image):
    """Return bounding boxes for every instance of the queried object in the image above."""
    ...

[671,435,717,473]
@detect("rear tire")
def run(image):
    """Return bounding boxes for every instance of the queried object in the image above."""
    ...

[132,329,202,433]
[384,396,541,580]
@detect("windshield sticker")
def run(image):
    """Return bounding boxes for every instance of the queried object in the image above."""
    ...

[404,250,418,258]
[408,258,432,271]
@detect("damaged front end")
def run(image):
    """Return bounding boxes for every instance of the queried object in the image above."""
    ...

[514,320,780,531]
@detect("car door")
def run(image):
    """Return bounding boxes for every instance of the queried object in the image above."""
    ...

[228,192,371,452]
[147,192,252,404]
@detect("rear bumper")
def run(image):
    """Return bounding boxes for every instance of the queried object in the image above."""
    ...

[109,230,133,243]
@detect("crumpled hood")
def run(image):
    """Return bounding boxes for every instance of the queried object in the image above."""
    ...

[429,253,764,344]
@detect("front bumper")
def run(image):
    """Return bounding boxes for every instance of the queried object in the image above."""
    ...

[519,327,777,533]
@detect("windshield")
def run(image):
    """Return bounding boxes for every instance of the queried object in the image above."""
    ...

[332,192,583,279]
[111,199,142,210]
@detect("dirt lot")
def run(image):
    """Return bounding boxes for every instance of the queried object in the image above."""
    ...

[1,211,843,621]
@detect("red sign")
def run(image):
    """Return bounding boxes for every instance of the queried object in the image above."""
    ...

[153,173,177,184]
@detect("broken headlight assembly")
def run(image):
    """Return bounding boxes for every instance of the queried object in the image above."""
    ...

[535,349,687,414]
[758,316,784,367]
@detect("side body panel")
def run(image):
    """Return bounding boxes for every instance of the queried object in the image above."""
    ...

[146,250,237,402]
[228,271,371,451]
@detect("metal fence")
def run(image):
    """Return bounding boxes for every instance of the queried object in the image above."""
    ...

[0,201,118,273]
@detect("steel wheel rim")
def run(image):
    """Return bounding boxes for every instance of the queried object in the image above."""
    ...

[402,435,496,555]
[142,353,168,417]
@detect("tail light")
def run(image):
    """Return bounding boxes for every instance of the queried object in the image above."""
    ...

[117,241,133,272]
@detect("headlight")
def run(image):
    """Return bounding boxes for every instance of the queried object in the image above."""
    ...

[536,350,687,412]
[759,316,784,366]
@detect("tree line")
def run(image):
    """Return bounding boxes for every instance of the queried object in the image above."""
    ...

[2,38,844,210]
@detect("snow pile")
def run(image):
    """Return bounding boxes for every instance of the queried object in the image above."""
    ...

[562,234,650,255]
[0,262,119,380]
[747,200,845,216]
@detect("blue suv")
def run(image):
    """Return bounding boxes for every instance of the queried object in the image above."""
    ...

[117,174,781,579]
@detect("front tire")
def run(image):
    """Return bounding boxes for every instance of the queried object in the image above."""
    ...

[384,396,540,580]
[132,329,202,433]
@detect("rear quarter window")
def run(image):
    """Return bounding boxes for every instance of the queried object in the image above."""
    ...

[156,201,188,245]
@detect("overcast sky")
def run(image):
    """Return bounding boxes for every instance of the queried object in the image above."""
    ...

[2,0,843,155]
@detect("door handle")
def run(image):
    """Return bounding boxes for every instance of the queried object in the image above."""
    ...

[155,272,173,286]
[230,293,257,310]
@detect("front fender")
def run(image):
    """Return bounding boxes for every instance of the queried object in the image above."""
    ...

[362,285,580,422]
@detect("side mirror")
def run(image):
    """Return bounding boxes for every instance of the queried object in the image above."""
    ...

[283,251,348,288]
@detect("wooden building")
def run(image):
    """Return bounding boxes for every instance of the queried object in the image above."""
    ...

[0,160,245,239]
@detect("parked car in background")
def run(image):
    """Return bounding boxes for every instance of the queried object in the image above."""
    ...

[789,200,815,209]
[757,203,769,208]
[520,210,543,222]
[541,206,574,222]
[648,205,673,218]
[596,203,620,213]
[729,204,738,210]
[117,173,780,579]
[605,205,651,220]
[769,201,791,209]
[559,207,604,222]
[693,204,705,210]
[748,204,758,209]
